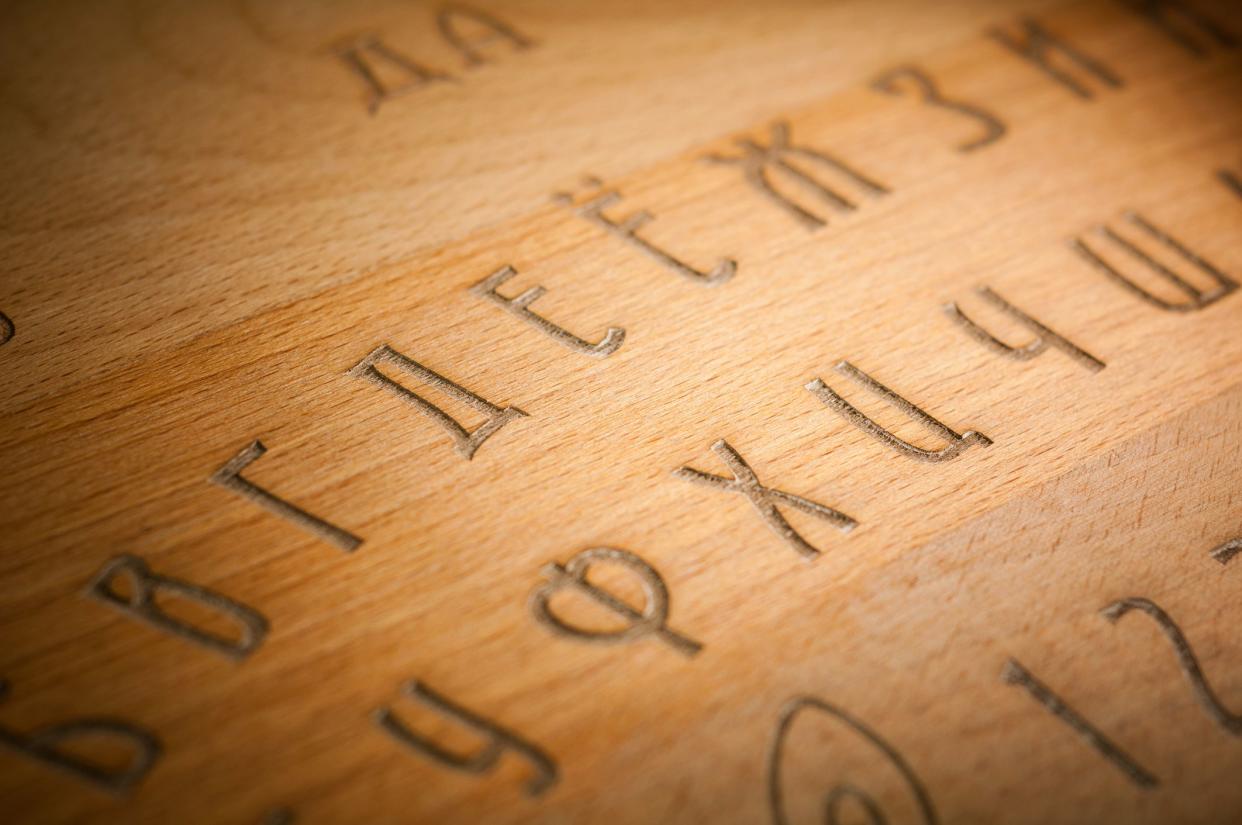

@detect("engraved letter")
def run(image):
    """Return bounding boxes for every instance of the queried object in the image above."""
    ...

[673,439,856,560]
[768,696,938,825]
[1212,537,1242,565]
[349,344,527,459]
[0,311,12,347]
[555,176,736,285]
[0,680,161,795]
[806,362,991,462]
[704,121,889,231]
[1102,597,1242,734]
[437,3,534,67]
[1001,659,1157,788]
[374,679,557,796]
[530,547,702,657]
[86,554,268,660]
[1125,0,1236,57]
[471,265,625,357]
[1072,212,1237,311]
[334,35,453,115]
[989,18,1123,99]
[871,65,1006,152]
[1219,169,1242,199]
[945,286,1105,371]
[210,440,363,551]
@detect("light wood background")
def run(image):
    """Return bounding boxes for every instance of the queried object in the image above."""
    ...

[1,1,1241,823]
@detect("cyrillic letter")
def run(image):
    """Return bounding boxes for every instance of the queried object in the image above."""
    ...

[437,3,534,67]
[946,286,1105,371]
[1001,659,1157,788]
[872,65,1006,152]
[530,547,702,657]
[334,35,453,114]
[990,18,1123,99]
[1125,0,1236,57]
[0,679,161,795]
[1072,211,1237,311]
[210,440,363,551]
[674,439,855,559]
[471,265,625,357]
[555,176,736,285]
[806,362,991,462]
[349,344,528,459]
[86,554,268,660]
[704,120,889,230]
[374,679,557,796]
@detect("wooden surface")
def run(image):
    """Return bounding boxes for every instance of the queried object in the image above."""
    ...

[1,1,1241,823]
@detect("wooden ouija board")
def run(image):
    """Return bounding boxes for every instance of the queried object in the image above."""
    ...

[2,1,1241,823]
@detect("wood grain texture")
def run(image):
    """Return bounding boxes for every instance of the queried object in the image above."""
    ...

[1,1,1240,823]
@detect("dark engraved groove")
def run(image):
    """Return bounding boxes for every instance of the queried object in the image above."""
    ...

[210,440,364,550]
[989,17,1123,99]
[1101,597,1242,734]
[871,65,1006,152]
[0,680,161,795]
[333,35,454,115]
[1124,0,1237,56]
[1212,537,1242,565]
[529,547,702,656]
[704,121,889,230]
[471,264,625,357]
[85,554,269,660]
[554,176,735,285]
[437,3,534,67]
[374,679,557,796]
[1001,659,1158,788]
[806,361,991,462]
[674,438,856,559]
[945,285,1105,371]
[348,344,528,460]
[1071,212,1237,311]
[767,696,937,825]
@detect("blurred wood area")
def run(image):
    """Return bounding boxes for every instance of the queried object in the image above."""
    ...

[0,0,1241,823]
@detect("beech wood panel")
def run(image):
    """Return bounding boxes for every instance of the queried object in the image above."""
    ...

[1,1,1240,823]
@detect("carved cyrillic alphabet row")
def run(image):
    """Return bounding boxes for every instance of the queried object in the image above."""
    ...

[0,679,161,795]
[336,4,533,113]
